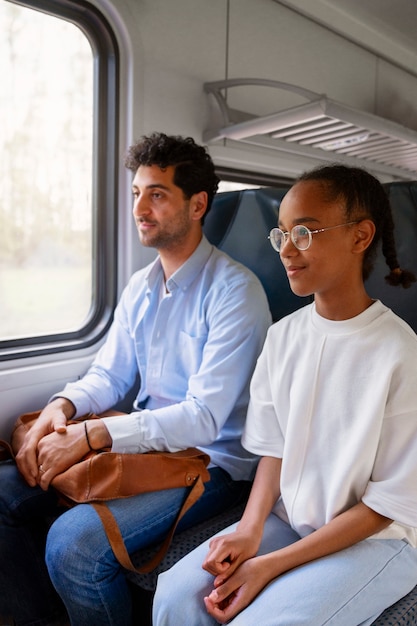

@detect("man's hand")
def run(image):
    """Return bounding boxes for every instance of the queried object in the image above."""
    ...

[36,418,113,489]
[15,397,75,486]
[36,422,89,489]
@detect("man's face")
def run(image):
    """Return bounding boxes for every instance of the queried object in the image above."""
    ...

[131,164,195,250]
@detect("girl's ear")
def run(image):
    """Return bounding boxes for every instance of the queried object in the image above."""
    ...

[190,191,208,221]
[352,219,376,254]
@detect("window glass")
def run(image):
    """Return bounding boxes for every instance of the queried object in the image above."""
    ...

[216,167,294,194]
[0,2,94,341]
[217,181,261,193]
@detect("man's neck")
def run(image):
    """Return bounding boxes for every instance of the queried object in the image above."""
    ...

[159,233,203,280]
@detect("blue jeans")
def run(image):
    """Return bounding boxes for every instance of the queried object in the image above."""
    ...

[0,459,249,626]
[154,515,417,626]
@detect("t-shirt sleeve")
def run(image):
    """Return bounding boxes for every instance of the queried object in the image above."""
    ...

[362,409,417,527]
[242,332,284,458]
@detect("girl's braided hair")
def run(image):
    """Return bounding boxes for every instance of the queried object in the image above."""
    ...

[298,164,416,287]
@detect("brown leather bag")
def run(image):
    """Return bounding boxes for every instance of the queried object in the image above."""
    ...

[1,411,211,574]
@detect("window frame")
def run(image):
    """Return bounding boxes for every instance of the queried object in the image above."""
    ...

[0,0,119,361]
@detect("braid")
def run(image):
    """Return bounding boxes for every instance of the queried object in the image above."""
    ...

[381,206,416,287]
[298,165,416,289]
[385,267,416,288]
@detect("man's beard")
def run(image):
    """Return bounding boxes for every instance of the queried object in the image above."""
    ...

[137,203,192,250]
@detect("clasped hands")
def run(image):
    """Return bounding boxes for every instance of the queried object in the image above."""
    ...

[202,529,271,624]
[15,400,88,490]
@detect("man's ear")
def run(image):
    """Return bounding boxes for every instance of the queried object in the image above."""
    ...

[190,191,208,221]
[353,219,376,253]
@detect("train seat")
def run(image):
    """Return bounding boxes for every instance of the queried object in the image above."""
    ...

[127,182,417,626]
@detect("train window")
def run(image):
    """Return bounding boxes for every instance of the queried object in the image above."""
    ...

[218,181,261,192]
[0,0,118,360]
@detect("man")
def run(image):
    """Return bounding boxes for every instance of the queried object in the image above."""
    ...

[0,133,271,625]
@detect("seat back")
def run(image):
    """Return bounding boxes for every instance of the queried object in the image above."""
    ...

[205,183,417,332]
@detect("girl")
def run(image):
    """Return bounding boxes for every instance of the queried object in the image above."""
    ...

[153,165,417,626]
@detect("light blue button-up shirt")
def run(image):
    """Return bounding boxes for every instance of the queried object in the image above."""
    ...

[59,236,271,480]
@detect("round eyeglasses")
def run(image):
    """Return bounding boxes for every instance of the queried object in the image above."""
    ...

[269,221,360,252]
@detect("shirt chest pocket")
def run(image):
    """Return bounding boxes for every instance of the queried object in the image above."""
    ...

[174,330,208,380]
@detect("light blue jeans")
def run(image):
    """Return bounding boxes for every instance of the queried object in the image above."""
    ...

[153,515,417,626]
[0,459,249,626]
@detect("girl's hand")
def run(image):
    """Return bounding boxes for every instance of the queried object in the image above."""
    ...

[202,528,261,580]
[204,556,271,624]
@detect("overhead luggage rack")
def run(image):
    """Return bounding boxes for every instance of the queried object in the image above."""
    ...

[203,79,417,178]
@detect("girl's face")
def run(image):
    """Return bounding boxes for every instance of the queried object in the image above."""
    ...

[277,180,366,312]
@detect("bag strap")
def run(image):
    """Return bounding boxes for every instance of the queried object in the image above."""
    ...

[91,472,205,574]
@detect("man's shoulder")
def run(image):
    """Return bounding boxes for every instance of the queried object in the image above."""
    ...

[207,244,261,285]
[201,246,271,326]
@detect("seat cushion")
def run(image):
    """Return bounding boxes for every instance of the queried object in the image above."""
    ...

[372,584,417,624]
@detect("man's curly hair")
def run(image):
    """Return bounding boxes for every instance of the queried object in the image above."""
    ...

[125,133,219,217]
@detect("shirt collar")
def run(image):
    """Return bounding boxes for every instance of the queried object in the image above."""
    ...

[311,299,385,334]
[146,236,213,294]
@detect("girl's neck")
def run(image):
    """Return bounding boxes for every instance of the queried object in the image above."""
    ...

[314,291,374,321]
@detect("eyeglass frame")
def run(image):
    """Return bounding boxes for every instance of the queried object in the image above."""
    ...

[268,221,362,252]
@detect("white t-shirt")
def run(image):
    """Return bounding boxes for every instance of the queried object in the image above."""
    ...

[242,301,417,546]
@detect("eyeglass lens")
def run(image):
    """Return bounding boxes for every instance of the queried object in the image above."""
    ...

[270,225,312,252]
